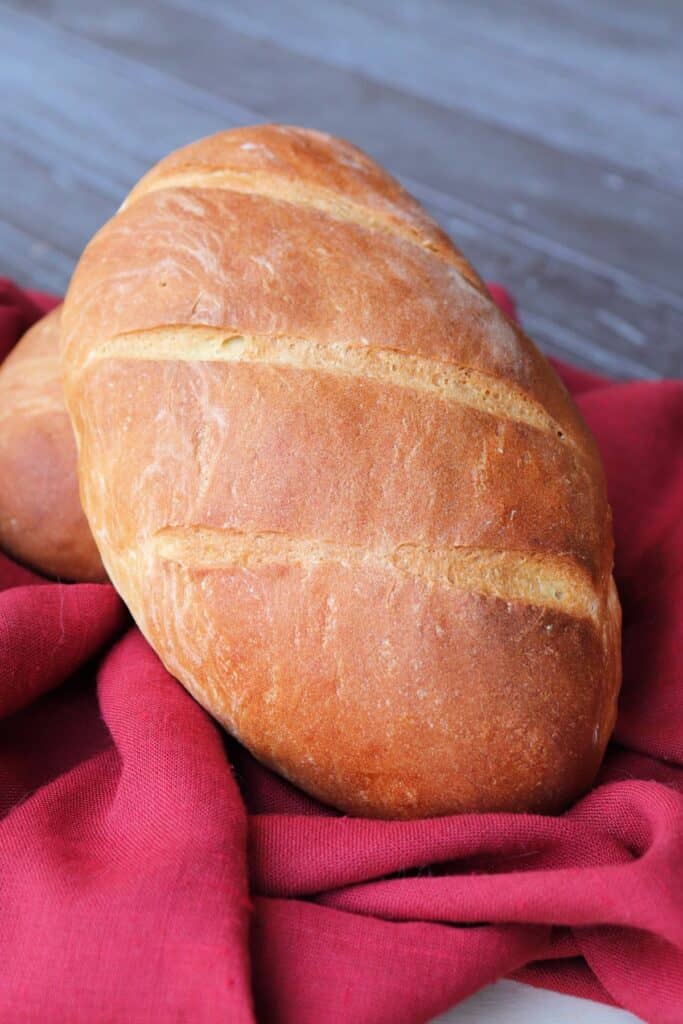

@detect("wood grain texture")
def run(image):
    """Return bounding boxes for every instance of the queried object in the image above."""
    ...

[172,0,682,182]
[0,0,681,378]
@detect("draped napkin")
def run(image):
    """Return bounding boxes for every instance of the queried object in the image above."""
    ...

[1,278,681,1024]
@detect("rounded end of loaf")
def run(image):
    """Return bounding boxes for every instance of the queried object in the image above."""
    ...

[122,122,485,290]
[134,540,620,820]
[0,308,106,582]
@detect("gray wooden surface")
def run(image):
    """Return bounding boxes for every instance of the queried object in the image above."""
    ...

[0,0,681,379]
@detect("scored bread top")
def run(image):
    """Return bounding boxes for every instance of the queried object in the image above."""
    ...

[123,124,482,285]
[63,126,610,585]
[61,125,620,817]
[64,125,593,447]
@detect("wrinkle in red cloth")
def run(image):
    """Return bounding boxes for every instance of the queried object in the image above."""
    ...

[0,280,681,1023]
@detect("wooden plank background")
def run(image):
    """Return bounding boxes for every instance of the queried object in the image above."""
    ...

[0,0,681,379]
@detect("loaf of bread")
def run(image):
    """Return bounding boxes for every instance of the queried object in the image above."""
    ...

[0,307,105,581]
[61,125,621,817]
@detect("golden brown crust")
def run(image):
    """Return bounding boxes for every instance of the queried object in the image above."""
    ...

[149,557,611,817]
[73,358,607,579]
[0,308,105,581]
[63,186,595,454]
[62,126,621,816]
[124,124,481,287]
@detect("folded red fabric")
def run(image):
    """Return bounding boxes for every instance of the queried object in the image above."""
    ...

[1,278,681,1024]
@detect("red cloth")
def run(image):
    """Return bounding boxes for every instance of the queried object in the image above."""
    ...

[1,278,681,1024]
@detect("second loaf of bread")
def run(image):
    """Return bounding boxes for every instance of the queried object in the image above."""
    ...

[61,125,621,818]
[0,307,105,581]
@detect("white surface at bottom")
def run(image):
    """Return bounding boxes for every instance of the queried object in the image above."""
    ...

[433,979,641,1023]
